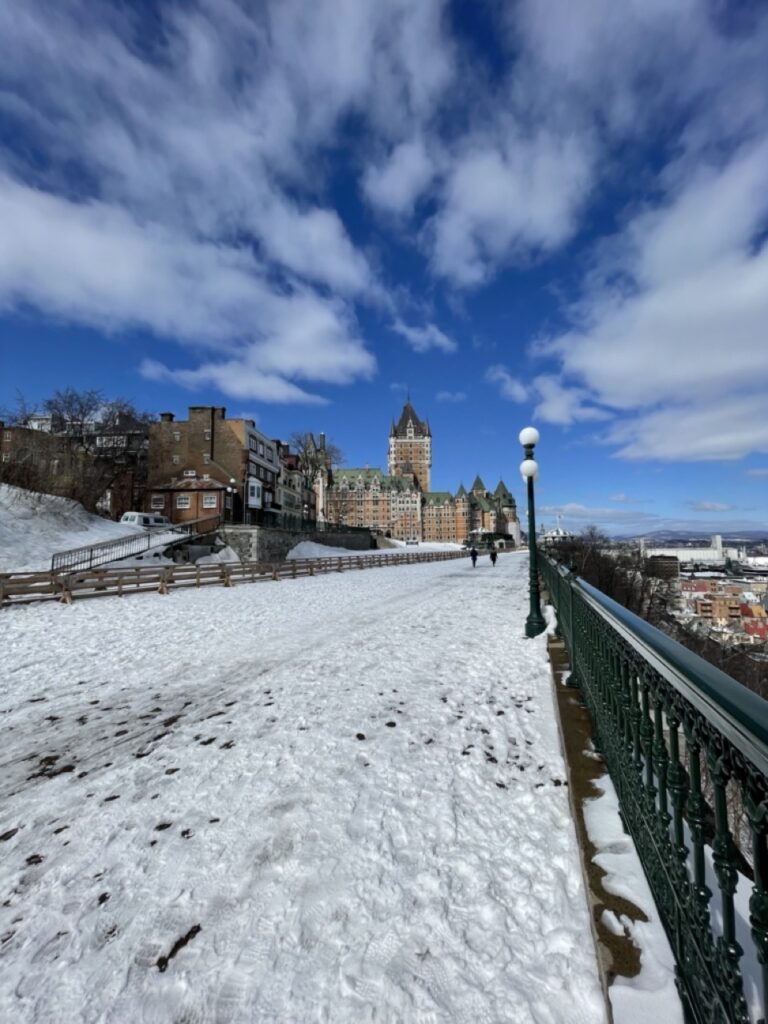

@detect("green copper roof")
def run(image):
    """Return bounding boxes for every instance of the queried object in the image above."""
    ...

[455,483,466,497]
[470,475,486,493]
[423,491,453,505]
[494,479,516,504]
[332,468,418,492]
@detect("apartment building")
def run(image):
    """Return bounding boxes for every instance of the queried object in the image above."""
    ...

[147,406,281,525]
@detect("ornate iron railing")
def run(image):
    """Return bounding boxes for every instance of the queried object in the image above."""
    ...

[540,553,768,1024]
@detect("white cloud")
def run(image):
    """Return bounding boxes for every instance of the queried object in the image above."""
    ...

[0,0,454,396]
[687,501,735,512]
[535,142,768,459]
[392,320,457,354]
[363,139,436,216]
[747,468,768,478]
[429,131,594,286]
[485,365,527,403]
[0,174,374,403]
[605,395,768,462]
[435,391,466,402]
[532,375,608,426]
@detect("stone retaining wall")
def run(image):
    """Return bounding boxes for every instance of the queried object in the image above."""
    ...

[218,526,373,564]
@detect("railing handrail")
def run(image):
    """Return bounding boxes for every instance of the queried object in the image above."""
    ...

[50,515,222,573]
[569,571,768,776]
[540,550,768,1023]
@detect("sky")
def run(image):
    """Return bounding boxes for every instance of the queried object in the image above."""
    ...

[0,0,767,537]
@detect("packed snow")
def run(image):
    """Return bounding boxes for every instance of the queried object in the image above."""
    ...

[286,540,463,561]
[0,484,142,573]
[2,553,609,1024]
[583,780,683,1024]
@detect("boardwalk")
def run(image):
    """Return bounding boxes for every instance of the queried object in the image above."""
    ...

[1,553,605,1024]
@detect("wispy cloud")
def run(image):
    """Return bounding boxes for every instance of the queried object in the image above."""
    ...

[391,320,457,354]
[747,468,768,478]
[609,493,649,504]
[435,391,466,402]
[687,500,736,513]
[485,365,527,402]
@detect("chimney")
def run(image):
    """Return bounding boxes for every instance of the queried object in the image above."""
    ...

[160,412,175,423]
[319,432,326,451]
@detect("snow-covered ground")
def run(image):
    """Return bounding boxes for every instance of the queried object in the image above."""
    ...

[286,540,463,561]
[0,485,142,573]
[2,554,610,1024]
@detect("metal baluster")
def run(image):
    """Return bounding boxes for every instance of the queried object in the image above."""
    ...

[667,712,689,866]
[745,782,768,1022]
[653,693,671,830]
[620,656,633,759]
[686,739,713,911]
[630,665,642,772]
[709,753,748,1021]
[640,673,656,799]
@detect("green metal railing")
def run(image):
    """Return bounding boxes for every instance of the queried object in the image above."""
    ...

[540,553,768,1024]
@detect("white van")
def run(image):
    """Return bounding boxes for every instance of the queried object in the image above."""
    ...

[120,511,172,530]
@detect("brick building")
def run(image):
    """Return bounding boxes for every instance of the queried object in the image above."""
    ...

[324,402,521,545]
[147,406,315,527]
[388,401,431,491]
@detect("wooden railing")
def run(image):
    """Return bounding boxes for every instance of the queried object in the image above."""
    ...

[1,549,468,607]
[540,552,768,1024]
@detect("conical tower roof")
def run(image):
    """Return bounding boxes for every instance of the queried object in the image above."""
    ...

[494,479,515,504]
[470,474,486,494]
[455,483,467,497]
[392,401,430,438]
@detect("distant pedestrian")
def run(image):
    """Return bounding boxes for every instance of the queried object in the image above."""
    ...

[470,547,478,567]
[490,549,497,566]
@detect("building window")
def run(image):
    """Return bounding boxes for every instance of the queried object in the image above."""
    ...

[151,494,165,510]
[172,455,180,465]
[202,494,218,509]
[3,431,10,441]
[172,431,181,442]
[176,494,191,509]
[203,454,210,464]
[204,429,211,440]
[183,469,196,477]
[1,453,9,462]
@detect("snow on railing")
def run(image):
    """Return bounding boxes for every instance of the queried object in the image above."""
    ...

[540,551,768,1024]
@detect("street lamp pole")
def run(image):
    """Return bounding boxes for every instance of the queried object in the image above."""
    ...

[519,426,546,638]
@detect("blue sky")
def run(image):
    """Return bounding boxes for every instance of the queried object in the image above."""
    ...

[1,0,767,536]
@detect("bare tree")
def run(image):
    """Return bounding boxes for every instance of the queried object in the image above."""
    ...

[3,388,154,514]
[289,431,344,487]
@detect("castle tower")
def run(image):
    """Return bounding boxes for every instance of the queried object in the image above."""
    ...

[388,401,431,492]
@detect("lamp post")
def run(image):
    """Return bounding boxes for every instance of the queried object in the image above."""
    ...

[226,477,236,524]
[519,426,545,638]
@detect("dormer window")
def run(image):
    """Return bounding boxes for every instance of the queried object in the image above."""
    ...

[183,469,196,477]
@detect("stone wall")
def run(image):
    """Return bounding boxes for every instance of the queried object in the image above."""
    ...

[218,526,373,564]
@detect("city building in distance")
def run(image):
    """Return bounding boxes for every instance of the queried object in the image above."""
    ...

[324,402,522,546]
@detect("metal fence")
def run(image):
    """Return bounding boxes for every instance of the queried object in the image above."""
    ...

[50,515,222,574]
[540,553,768,1024]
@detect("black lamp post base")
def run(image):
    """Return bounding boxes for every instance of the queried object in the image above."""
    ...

[525,611,546,638]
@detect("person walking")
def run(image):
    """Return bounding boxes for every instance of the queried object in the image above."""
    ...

[489,549,498,566]
[470,546,478,567]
